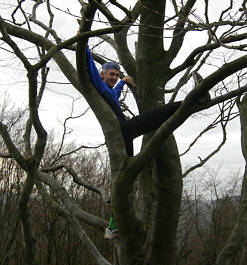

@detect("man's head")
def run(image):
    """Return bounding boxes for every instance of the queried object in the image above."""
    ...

[100,62,120,88]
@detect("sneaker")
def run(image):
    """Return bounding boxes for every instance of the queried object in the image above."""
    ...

[104,228,119,239]
[192,71,211,104]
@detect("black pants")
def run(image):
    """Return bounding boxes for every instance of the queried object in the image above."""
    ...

[119,101,182,156]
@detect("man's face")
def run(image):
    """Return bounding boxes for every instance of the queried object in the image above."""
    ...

[100,69,120,88]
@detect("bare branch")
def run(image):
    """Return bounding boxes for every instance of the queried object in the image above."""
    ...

[88,0,119,24]
[182,97,237,177]
[11,0,26,26]
[182,124,226,178]
[54,105,90,162]
[0,122,26,170]
[109,0,133,19]
[37,171,108,229]
[30,0,62,44]
[41,163,108,202]
[170,32,247,77]
[0,16,31,70]
[166,0,197,64]
[131,54,247,177]
[52,142,105,165]
[180,100,237,157]
[34,25,122,71]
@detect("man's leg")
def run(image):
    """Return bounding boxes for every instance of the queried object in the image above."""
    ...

[120,101,181,156]
[108,216,117,230]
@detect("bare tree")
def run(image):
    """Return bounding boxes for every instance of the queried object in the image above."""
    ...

[1,1,247,265]
[177,170,242,265]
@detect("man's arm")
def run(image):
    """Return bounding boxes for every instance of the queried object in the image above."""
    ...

[85,46,107,94]
[122,76,135,87]
[114,80,125,99]
[114,76,135,99]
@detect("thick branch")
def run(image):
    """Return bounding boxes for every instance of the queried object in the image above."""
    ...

[34,26,121,71]
[0,16,31,70]
[37,171,108,230]
[27,70,47,165]
[137,1,166,62]
[3,21,79,90]
[109,0,133,18]
[88,0,119,24]
[18,169,37,265]
[76,5,128,164]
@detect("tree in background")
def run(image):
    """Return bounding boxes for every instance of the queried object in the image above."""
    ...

[1,1,247,264]
[177,170,242,265]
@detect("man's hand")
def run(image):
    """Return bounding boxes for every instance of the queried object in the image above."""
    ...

[122,76,136,87]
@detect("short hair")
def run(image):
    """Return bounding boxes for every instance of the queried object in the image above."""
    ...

[102,61,120,71]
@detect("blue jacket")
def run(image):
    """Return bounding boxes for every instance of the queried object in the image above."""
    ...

[86,46,126,121]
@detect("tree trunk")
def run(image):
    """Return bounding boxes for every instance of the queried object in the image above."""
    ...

[216,95,247,265]
[145,135,182,265]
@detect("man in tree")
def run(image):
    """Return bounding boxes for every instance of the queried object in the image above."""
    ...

[85,43,212,240]
[85,45,183,240]
[86,46,182,157]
